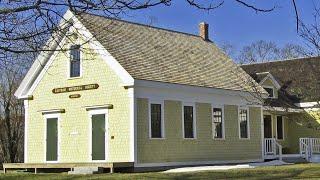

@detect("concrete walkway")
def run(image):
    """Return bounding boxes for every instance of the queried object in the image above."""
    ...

[163,160,292,173]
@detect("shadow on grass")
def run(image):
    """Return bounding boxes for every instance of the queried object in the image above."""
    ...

[2,164,320,180]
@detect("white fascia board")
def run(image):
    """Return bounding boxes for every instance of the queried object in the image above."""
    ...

[134,79,263,106]
[263,106,304,113]
[70,11,134,86]
[295,102,320,108]
[259,73,281,90]
[15,10,134,98]
[135,79,255,97]
[14,10,73,98]
[14,44,58,98]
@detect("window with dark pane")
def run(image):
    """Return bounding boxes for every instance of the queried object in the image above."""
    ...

[239,109,248,138]
[184,106,194,138]
[277,116,283,140]
[70,45,81,77]
[264,87,274,98]
[151,104,162,138]
[213,108,223,138]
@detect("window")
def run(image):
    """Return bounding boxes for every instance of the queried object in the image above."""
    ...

[264,87,274,98]
[70,45,81,78]
[277,116,284,140]
[150,103,163,138]
[212,107,224,139]
[183,105,196,139]
[239,108,249,139]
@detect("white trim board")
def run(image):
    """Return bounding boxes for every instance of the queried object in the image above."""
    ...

[258,72,281,90]
[148,99,165,139]
[15,9,134,99]
[128,88,135,162]
[262,114,274,138]
[43,113,61,163]
[263,106,304,113]
[134,159,264,168]
[295,102,320,108]
[211,104,225,140]
[24,100,29,163]
[275,115,285,141]
[262,85,276,99]
[238,106,250,140]
[67,42,83,79]
[88,109,109,162]
[260,107,264,159]
[135,81,262,107]
[182,102,197,139]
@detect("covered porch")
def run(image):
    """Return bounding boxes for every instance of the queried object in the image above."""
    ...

[263,137,320,163]
[262,107,320,162]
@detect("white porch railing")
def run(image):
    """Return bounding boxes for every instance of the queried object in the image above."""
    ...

[264,138,282,160]
[300,138,320,162]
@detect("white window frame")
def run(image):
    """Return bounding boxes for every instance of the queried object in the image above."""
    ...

[43,113,61,163]
[67,43,83,79]
[148,99,165,139]
[238,106,250,140]
[263,86,275,98]
[182,102,197,139]
[88,109,109,162]
[276,115,285,140]
[212,104,225,140]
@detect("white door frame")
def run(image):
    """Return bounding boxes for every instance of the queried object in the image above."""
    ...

[263,114,273,138]
[44,113,61,163]
[88,109,108,162]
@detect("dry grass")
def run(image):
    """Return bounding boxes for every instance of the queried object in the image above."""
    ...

[1,163,320,180]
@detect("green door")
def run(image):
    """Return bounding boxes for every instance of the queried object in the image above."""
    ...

[46,118,58,161]
[92,114,106,160]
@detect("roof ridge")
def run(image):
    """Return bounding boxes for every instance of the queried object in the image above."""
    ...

[77,11,204,39]
[240,55,319,66]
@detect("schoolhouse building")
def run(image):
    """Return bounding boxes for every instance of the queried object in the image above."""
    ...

[7,10,320,173]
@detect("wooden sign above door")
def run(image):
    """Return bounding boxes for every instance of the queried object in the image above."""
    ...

[52,84,99,94]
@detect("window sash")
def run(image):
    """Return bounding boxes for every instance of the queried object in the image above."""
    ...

[213,108,223,138]
[70,45,81,77]
[184,106,194,138]
[150,104,162,138]
[239,109,249,138]
[264,87,274,98]
[277,116,283,140]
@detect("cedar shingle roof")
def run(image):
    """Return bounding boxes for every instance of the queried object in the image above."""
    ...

[241,57,320,103]
[76,13,261,92]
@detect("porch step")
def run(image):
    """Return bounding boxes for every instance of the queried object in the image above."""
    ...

[68,166,101,175]
[310,154,320,163]
[282,157,308,163]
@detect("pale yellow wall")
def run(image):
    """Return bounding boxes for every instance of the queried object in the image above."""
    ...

[137,98,262,164]
[26,38,131,163]
[287,110,320,153]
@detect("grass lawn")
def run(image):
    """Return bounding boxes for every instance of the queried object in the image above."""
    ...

[1,163,320,180]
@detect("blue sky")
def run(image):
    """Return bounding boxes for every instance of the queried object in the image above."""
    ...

[123,0,316,50]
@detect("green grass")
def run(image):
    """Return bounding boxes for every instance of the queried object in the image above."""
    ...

[1,163,320,180]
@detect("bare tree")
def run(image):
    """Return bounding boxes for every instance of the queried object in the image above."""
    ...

[0,65,26,163]
[235,40,306,64]
[0,1,301,66]
[219,42,237,59]
[299,4,320,56]
[298,3,320,114]
[237,40,278,64]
